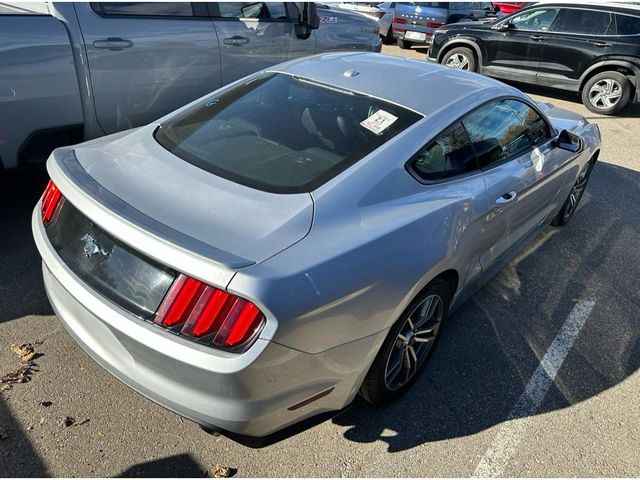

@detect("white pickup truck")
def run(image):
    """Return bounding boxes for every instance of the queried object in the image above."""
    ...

[0,2,381,170]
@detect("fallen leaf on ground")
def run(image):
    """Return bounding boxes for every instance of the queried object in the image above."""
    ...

[10,343,41,363]
[210,465,234,478]
[0,384,11,392]
[57,416,75,428]
[40,401,53,407]
[1,364,35,384]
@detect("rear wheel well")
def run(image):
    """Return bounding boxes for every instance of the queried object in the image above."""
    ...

[580,65,636,94]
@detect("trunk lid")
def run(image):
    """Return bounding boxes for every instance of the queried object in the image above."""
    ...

[69,125,313,270]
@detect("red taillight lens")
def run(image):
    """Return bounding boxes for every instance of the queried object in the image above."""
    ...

[155,274,265,351]
[427,21,444,28]
[41,180,63,223]
[393,17,407,24]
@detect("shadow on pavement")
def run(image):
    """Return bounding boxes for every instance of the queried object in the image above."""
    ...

[0,167,53,323]
[117,453,210,477]
[0,395,48,476]
[334,160,640,452]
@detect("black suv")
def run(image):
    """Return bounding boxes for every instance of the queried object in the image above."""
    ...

[427,3,640,114]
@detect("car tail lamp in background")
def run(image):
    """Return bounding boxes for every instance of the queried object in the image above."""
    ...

[392,17,407,32]
[154,274,266,352]
[41,180,63,223]
[426,21,444,28]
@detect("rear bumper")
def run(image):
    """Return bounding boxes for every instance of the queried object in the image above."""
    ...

[33,206,384,441]
[392,29,433,45]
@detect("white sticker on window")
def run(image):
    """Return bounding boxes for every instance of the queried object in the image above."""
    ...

[360,110,398,135]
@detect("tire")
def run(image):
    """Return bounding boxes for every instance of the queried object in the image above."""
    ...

[441,46,477,73]
[397,38,410,50]
[359,278,452,406]
[581,71,633,115]
[551,155,597,226]
[382,28,394,45]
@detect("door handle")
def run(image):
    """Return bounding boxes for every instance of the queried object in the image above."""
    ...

[530,35,544,41]
[223,36,250,47]
[93,38,133,50]
[591,41,611,48]
[496,191,517,205]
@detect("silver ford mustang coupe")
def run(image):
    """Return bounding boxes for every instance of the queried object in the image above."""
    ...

[32,52,601,445]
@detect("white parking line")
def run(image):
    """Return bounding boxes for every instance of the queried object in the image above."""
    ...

[473,299,596,478]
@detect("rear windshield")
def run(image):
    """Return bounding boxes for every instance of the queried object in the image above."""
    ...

[155,73,421,193]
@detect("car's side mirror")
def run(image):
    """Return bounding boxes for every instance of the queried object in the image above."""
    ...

[295,2,320,40]
[556,129,584,153]
[494,22,513,32]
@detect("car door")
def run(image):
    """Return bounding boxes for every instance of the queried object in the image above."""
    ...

[461,98,573,269]
[211,2,316,86]
[75,2,222,135]
[408,121,489,287]
[537,8,616,89]
[483,7,559,83]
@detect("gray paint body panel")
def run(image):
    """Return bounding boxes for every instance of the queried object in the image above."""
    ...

[0,13,82,169]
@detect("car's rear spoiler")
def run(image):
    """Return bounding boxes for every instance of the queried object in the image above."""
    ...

[46,148,251,288]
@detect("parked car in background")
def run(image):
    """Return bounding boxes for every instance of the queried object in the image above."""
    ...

[492,2,530,15]
[429,2,640,115]
[33,52,601,445]
[377,2,398,43]
[335,2,386,21]
[392,2,498,49]
[0,1,381,172]
[330,2,396,43]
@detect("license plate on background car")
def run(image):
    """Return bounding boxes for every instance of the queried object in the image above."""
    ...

[404,31,426,41]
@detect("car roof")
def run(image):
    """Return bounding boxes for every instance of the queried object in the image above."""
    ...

[526,1,640,14]
[269,52,518,116]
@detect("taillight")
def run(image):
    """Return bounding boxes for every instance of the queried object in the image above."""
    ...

[154,274,266,351]
[393,17,407,24]
[41,180,63,223]
[427,21,444,28]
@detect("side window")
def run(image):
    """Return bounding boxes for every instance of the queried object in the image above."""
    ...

[462,99,551,169]
[551,9,615,35]
[216,2,289,20]
[508,8,559,32]
[616,14,640,35]
[411,122,478,181]
[93,2,194,17]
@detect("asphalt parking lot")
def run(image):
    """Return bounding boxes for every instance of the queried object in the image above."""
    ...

[1,44,639,477]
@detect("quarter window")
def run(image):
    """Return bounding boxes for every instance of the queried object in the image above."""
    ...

[411,122,478,181]
[93,2,194,17]
[462,99,550,169]
[508,8,559,32]
[551,9,615,35]
[616,14,640,35]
